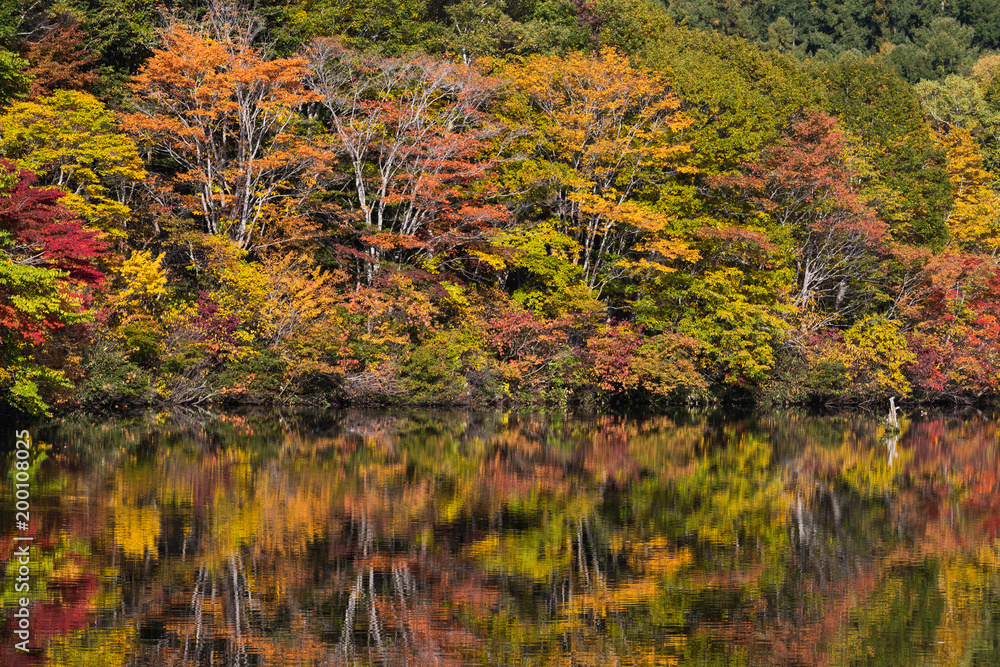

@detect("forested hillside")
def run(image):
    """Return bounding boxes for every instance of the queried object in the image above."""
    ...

[2,0,1000,414]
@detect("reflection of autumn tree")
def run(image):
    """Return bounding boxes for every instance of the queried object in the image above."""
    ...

[0,448,125,667]
[31,411,714,664]
[24,410,1000,666]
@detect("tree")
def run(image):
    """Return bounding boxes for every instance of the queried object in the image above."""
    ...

[0,49,30,102]
[820,55,952,247]
[499,47,696,294]
[256,252,352,394]
[901,253,1000,399]
[886,17,978,82]
[0,161,106,414]
[717,111,887,328]
[21,20,100,99]
[257,0,435,57]
[442,0,526,60]
[668,267,789,388]
[585,321,704,398]
[661,0,761,42]
[915,74,994,135]
[934,127,1000,254]
[641,25,817,177]
[63,0,160,76]
[304,38,507,282]
[0,90,146,235]
[123,11,325,250]
[818,314,914,400]
[595,0,675,55]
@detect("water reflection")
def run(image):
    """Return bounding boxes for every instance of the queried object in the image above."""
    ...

[2,410,1000,665]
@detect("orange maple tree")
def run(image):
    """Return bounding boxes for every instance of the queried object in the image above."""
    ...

[123,10,325,250]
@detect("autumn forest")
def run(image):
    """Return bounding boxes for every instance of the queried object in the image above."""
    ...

[5,0,1000,414]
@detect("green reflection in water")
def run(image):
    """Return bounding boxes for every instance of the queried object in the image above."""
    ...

[1,410,1000,665]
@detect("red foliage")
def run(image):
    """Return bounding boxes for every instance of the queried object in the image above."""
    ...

[304,42,509,280]
[901,254,1000,399]
[572,0,609,40]
[716,111,886,317]
[191,292,241,354]
[0,160,106,286]
[0,161,106,349]
[586,321,645,391]
[485,307,556,360]
[742,112,882,232]
[32,563,100,645]
[21,20,100,99]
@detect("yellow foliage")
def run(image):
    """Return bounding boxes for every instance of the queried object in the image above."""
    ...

[832,429,911,496]
[214,260,269,334]
[930,557,988,667]
[503,47,696,288]
[112,504,160,559]
[972,54,1000,88]
[46,625,138,667]
[260,252,351,379]
[111,250,168,312]
[977,540,1000,569]
[623,536,693,577]
[0,90,147,234]
[840,316,915,398]
[936,128,1000,253]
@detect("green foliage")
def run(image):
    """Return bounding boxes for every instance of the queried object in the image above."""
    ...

[66,0,160,74]
[0,361,73,416]
[440,0,590,58]
[78,337,155,410]
[0,161,106,415]
[883,18,978,82]
[491,221,590,316]
[401,327,498,404]
[215,350,290,403]
[260,0,437,55]
[803,358,850,400]
[401,337,465,403]
[0,49,29,102]
[666,268,789,389]
[642,26,818,176]
[0,0,20,44]
[915,74,995,134]
[658,0,991,79]
[594,0,673,54]
[0,257,79,415]
[819,55,952,247]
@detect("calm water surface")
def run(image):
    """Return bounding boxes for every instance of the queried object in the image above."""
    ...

[3,410,1000,666]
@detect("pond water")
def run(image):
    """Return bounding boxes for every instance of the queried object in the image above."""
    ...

[3,409,1000,666]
